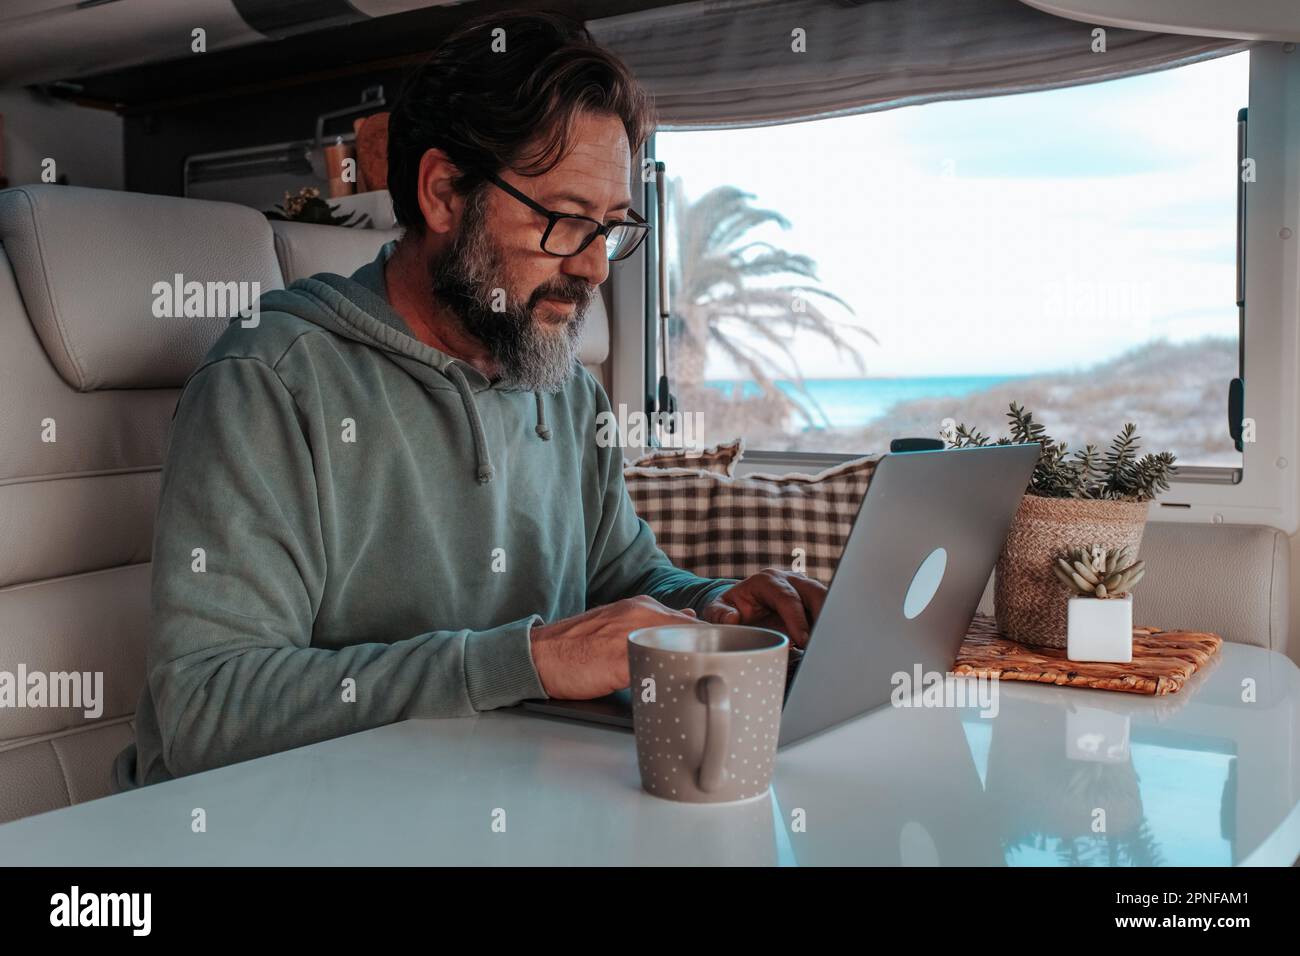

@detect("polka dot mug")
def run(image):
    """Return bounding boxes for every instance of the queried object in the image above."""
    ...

[628,625,789,804]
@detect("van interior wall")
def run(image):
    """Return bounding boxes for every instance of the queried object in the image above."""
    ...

[0,89,122,190]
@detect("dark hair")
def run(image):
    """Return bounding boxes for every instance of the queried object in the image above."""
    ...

[388,10,656,233]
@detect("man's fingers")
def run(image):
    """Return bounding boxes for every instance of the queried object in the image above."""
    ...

[700,600,740,624]
[632,596,698,620]
[762,575,812,646]
[726,573,809,646]
[786,573,828,622]
[698,572,820,645]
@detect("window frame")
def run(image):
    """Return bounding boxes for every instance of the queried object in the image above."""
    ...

[608,146,655,426]
[615,45,1298,534]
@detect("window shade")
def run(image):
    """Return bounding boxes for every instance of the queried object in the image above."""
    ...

[586,0,1249,129]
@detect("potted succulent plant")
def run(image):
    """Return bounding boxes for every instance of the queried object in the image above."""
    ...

[947,403,1175,648]
[1054,544,1145,663]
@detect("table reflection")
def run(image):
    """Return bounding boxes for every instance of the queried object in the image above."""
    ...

[962,682,1238,866]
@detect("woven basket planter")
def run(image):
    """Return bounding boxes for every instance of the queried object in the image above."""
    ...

[994,495,1149,649]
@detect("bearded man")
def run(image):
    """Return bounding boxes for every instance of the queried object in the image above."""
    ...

[113,11,824,788]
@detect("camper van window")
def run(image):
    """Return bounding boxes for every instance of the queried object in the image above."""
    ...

[653,51,1249,471]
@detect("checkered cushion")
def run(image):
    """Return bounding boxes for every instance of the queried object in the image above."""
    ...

[624,456,880,585]
[625,438,744,476]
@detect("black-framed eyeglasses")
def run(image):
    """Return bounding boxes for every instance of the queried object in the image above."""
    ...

[481,170,651,262]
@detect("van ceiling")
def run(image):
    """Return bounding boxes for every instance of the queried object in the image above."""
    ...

[0,0,692,110]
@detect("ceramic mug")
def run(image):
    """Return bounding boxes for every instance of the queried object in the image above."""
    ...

[628,624,788,804]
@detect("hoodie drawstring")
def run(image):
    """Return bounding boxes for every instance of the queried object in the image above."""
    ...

[446,363,495,484]
[534,392,552,441]
[445,363,552,484]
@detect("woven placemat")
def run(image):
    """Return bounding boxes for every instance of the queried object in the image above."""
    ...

[952,614,1223,696]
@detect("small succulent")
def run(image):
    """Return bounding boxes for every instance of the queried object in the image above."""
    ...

[1052,544,1145,599]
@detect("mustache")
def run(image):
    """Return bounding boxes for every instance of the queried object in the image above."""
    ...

[528,282,594,310]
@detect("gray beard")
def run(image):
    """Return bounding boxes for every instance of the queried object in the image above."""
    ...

[428,189,590,393]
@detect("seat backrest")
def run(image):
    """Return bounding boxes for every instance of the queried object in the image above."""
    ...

[0,184,285,824]
[1132,521,1289,652]
[271,219,402,286]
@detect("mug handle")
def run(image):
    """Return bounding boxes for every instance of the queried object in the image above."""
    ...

[696,674,731,793]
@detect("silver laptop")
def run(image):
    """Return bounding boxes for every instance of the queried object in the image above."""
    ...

[520,443,1039,748]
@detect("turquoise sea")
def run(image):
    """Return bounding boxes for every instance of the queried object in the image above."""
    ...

[702,375,1018,428]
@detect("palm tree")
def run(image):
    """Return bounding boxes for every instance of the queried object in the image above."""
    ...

[666,177,873,428]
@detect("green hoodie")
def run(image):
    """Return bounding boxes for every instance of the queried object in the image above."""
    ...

[112,242,732,789]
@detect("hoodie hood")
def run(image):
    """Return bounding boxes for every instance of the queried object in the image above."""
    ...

[256,241,551,483]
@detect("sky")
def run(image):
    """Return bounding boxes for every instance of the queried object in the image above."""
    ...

[656,51,1250,380]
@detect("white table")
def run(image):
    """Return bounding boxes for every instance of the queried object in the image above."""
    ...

[0,643,1297,866]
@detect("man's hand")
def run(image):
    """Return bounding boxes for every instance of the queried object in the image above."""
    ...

[700,568,827,647]
[530,595,699,700]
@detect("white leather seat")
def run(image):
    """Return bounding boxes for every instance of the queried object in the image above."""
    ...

[0,185,283,824]
[1132,522,1289,651]
[0,184,611,825]
[271,219,403,285]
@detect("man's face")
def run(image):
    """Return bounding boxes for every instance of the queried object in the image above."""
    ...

[428,111,633,392]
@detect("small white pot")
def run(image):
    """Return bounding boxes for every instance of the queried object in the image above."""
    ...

[1066,595,1133,664]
